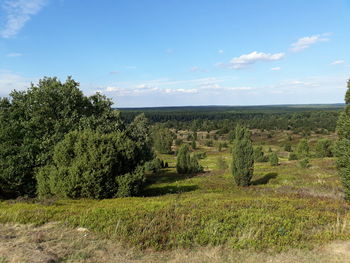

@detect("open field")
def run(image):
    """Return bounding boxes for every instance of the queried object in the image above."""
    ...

[1,130,350,262]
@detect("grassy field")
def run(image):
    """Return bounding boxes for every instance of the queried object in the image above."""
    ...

[1,130,350,262]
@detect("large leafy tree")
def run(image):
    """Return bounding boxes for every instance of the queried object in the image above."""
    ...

[0,77,124,197]
[232,125,254,186]
[335,79,350,200]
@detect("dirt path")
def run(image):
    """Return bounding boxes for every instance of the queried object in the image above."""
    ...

[0,223,349,263]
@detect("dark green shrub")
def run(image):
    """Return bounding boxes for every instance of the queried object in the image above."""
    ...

[299,158,310,168]
[153,127,173,154]
[193,151,207,159]
[315,139,333,157]
[175,138,183,146]
[296,139,309,158]
[269,152,279,166]
[205,140,214,147]
[284,142,292,152]
[335,79,350,200]
[232,125,254,186]
[253,146,268,162]
[176,144,203,174]
[37,129,150,199]
[288,153,298,161]
[0,77,122,197]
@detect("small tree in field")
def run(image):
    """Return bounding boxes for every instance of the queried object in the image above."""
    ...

[269,152,279,166]
[296,139,309,159]
[316,139,333,158]
[176,144,203,174]
[153,127,173,154]
[335,79,350,200]
[232,125,254,186]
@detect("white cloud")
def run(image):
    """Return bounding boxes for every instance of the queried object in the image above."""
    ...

[0,70,34,96]
[228,51,285,69]
[218,49,224,54]
[6,52,22,57]
[270,67,281,71]
[330,60,345,65]
[290,34,329,52]
[0,0,47,38]
[109,71,120,75]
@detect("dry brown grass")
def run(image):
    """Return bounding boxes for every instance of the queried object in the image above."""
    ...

[1,223,350,263]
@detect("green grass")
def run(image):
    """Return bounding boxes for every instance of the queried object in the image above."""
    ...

[1,132,349,252]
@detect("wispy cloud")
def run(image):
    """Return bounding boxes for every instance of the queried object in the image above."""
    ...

[226,51,285,69]
[330,60,345,65]
[218,49,224,54]
[0,70,34,96]
[270,67,281,71]
[0,0,47,38]
[6,52,22,57]
[290,34,330,52]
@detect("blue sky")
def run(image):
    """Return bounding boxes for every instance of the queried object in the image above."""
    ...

[0,0,349,107]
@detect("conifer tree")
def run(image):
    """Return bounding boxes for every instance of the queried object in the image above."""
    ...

[232,125,254,186]
[335,79,350,200]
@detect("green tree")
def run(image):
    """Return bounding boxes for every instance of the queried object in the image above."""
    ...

[253,146,267,162]
[37,129,150,199]
[296,139,309,159]
[284,142,292,152]
[232,125,254,186]
[315,138,333,158]
[153,127,173,154]
[0,77,122,197]
[176,144,203,174]
[269,152,279,166]
[335,79,350,200]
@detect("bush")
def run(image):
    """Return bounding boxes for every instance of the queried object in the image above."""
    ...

[37,130,150,199]
[299,158,310,168]
[335,79,350,200]
[296,139,309,158]
[315,139,333,157]
[153,127,173,154]
[232,125,254,186]
[288,153,298,161]
[269,152,279,166]
[284,142,292,152]
[253,146,268,162]
[0,77,122,197]
[205,140,213,147]
[193,151,207,159]
[176,144,203,174]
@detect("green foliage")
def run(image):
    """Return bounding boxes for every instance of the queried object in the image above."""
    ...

[0,77,122,197]
[269,152,279,166]
[175,138,183,146]
[299,158,310,168]
[288,153,298,161]
[232,125,254,186]
[315,139,333,158]
[335,79,350,200]
[153,127,173,154]
[193,151,207,160]
[284,142,292,152]
[216,156,228,170]
[145,158,167,173]
[205,140,213,147]
[253,146,268,162]
[37,129,151,199]
[191,139,197,150]
[296,139,309,159]
[176,145,203,174]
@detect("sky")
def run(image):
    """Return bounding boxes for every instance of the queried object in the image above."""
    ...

[0,0,349,107]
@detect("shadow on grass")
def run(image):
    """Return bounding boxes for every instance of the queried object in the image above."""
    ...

[142,168,199,196]
[251,172,278,185]
[142,185,199,197]
[146,169,195,184]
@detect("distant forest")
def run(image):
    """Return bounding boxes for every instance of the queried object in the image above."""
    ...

[119,104,344,133]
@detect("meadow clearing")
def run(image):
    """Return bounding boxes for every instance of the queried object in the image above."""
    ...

[1,129,350,262]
